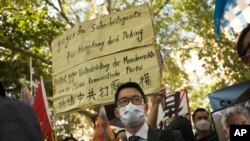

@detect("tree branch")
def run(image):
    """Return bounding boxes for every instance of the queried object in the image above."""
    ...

[69,6,80,22]
[153,0,170,15]
[44,0,74,27]
[106,0,111,14]
[0,42,51,65]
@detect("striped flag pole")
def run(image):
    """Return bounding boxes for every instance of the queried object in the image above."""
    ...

[30,57,37,97]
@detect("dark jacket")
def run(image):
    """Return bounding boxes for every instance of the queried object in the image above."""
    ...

[159,128,185,141]
[0,97,43,141]
[168,116,195,141]
[195,131,218,141]
[123,126,184,141]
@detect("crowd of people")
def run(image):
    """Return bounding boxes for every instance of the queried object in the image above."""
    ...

[113,83,250,141]
[1,79,250,141]
[0,22,249,141]
[112,23,250,141]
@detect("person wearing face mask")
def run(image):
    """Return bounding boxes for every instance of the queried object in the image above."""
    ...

[114,81,184,141]
[192,108,218,141]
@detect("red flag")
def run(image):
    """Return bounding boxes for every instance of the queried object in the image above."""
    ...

[93,106,115,141]
[32,78,54,141]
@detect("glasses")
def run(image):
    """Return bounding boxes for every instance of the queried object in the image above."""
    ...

[117,95,143,107]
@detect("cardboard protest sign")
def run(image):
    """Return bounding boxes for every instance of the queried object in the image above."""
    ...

[53,46,161,114]
[51,4,155,74]
[52,4,162,115]
[156,89,191,129]
[208,80,250,111]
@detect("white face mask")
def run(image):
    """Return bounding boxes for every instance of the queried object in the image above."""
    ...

[195,119,210,131]
[119,102,145,127]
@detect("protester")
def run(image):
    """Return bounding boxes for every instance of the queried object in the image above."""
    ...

[147,87,195,141]
[221,105,250,141]
[0,96,43,141]
[168,116,195,141]
[236,24,250,67]
[114,81,184,141]
[192,108,217,141]
[147,86,166,128]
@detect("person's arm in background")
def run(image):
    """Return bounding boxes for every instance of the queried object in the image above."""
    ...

[147,87,166,128]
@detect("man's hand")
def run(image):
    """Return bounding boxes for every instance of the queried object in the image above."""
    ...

[147,86,166,128]
[152,86,166,105]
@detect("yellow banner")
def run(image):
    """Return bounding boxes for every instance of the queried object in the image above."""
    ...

[51,4,162,115]
[51,4,154,74]
[53,46,161,114]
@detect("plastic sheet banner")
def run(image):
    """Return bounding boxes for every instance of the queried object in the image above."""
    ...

[214,0,250,38]
[208,80,250,111]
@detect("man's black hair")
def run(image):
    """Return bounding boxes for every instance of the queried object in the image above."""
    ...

[236,24,250,57]
[192,108,208,120]
[168,116,195,141]
[114,82,146,106]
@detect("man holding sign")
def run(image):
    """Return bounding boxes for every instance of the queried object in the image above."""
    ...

[114,82,184,141]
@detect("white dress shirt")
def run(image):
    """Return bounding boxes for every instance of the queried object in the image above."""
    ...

[126,123,148,141]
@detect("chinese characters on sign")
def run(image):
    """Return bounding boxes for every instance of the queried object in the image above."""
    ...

[52,4,162,114]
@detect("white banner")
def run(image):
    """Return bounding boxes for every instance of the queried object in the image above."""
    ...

[156,89,190,129]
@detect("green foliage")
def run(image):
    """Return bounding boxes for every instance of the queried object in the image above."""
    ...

[0,1,66,96]
[55,112,94,140]
[153,0,250,100]
[189,84,215,113]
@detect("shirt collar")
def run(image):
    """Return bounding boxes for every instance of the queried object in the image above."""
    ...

[126,123,149,140]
